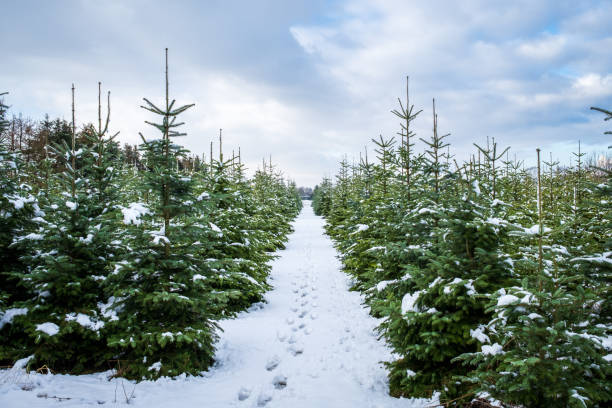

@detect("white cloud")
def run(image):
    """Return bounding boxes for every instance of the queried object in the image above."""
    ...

[517,34,567,60]
[572,73,612,97]
[288,0,612,171]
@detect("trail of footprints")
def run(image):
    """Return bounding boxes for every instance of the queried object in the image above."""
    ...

[237,246,319,406]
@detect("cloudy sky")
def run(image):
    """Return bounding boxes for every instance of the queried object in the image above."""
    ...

[2,0,611,186]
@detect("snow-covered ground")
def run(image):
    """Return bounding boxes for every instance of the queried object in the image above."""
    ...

[0,202,433,407]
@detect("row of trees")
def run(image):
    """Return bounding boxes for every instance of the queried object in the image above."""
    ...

[0,112,216,172]
[313,79,611,407]
[0,51,302,380]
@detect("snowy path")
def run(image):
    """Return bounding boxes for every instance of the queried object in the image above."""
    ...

[0,202,431,407]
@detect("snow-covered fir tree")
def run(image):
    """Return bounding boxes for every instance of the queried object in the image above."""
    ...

[2,85,122,372]
[105,51,222,379]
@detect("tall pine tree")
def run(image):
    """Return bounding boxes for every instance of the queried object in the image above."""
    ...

[106,50,219,380]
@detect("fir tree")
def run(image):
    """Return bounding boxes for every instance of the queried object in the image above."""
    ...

[457,279,610,407]
[195,156,273,316]
[384,182,515,404]
[5,84,121,372]
[312,177,333,216]
[0,92,9,136]
[106,49,219,380]
[0,93,42,363]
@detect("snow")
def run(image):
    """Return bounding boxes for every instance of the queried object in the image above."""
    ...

[470,326,490,344]
[35,322,60,336]
[401,292,421,314]
[464,280,476,295]
[20,233,43,241]
[520,292,536,305]
[65,201,77,210]
[571,390,589,406]
[497,294,519,306]
[8,195,34,210]
[79,233,94,244]
[486,217,505,226]
[571,251,612,265]
[0,202,434,408]
[151,233,170,245]
[549,245,570,256]
[350,224,369,234]
[366,246,386,253]
[491,199,508,207]
[481,343,504,355]
[98,298,119,322]
[376,279,396,291]
[472,179,481,195]
[443,278,463,294]
[0,308,28,330]
[8,356,32,372]
[210,223,222,233]
[428,277,442,288]
[121,203,149,226]
[524,224,551,235]
[65,313,104,332]
[567,331,612,351]
[196,192,210,201]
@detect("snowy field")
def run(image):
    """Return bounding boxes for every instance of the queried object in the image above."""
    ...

[0,202,434,408]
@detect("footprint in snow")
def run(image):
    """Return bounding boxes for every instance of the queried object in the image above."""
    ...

[310,313,318,320]
[237,386,251,401]
[304,327,312,335]
[257,392,273,407]
[298,310,308,318]
[247,302,265,312]
[288,344,304,356]
[277,331,288,342]
[265,356,280,371]
[272,374,287,390]
[286,317,294,325]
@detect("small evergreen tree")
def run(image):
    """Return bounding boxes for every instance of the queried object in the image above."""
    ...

[312,177,333,216]
[106,50,219,379]
[0,93,41,363]
[457,279,610,407]
[6,84,121,372]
